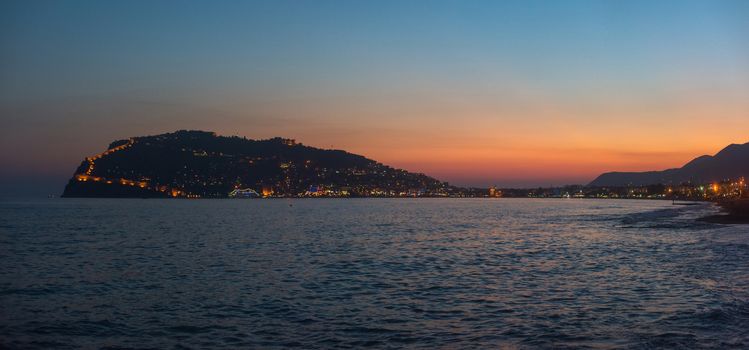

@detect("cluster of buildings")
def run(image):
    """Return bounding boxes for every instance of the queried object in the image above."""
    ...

[665,178,746,200]
[497,178,747,201]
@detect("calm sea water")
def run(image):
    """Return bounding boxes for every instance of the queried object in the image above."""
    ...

[1,198,748,349]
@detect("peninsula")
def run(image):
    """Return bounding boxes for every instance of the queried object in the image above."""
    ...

[62,130,469,198]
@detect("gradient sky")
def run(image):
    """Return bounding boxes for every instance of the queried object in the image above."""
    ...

[1,0,748,195]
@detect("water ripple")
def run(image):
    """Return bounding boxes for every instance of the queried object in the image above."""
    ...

[1,198,748,348]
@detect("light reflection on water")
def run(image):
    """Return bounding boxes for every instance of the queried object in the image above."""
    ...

[1,198,748,349]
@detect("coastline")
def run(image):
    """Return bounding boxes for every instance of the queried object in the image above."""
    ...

[55,195,707,201]
[698,199,749,224]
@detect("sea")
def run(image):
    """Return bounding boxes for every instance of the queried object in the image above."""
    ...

[1,198,748,349]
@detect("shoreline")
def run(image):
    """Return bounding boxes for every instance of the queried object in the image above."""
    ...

[704,198,749,224]
[53,196,710,201]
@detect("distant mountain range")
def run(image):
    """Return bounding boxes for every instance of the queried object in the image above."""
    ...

[589,142,749,187]
[62,130,461,198]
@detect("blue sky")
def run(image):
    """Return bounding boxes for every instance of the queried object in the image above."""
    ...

[1,0,748,195]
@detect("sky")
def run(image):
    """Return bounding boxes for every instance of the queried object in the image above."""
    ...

[1,0,748,195]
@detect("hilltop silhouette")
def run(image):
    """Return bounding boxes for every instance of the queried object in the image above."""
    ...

[589,141,749,186]
[62,130,459,198]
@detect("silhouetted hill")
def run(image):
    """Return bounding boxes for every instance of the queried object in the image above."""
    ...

[589,142,749,186]
[62,130,457,198]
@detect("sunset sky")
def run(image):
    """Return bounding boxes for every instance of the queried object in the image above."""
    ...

[1,0,748,195]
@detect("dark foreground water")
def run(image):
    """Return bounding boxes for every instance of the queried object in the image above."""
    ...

[1,198,748,349]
